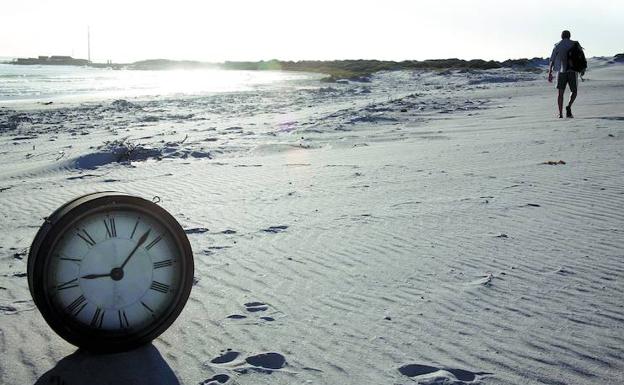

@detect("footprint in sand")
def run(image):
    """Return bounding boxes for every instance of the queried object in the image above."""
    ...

[207,351,287,374]
[398,363,491,384]
[198,373,230,385]
[244,352,286,371]
[225,302,275,322]
[244,301,269,312]
[226,314,247,320]
[210,350,240,364]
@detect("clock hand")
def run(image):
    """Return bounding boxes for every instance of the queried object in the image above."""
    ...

[82,230,151,281]
[81,272,112,279]
[119,229,151,269]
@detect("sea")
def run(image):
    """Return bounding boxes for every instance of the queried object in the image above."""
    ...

[0,63,314,104]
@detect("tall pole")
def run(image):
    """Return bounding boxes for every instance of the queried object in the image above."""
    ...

[87,26,91,62]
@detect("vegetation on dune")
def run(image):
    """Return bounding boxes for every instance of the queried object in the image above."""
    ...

[499,57,550,73]
[220,58,507,81]
[220,57,554,80]
[66,57,552,82]
[128,59,217,70]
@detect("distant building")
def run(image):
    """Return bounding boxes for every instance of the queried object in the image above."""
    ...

[13,56,89,66]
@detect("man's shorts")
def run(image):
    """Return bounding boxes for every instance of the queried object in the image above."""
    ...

[557,71,578,92]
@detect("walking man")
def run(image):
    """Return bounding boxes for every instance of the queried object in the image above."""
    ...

[548,30,582,118]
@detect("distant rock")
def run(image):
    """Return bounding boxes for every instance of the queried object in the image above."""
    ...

[111,99,138,110]
[349,75,372,83]
[139,115,159,123]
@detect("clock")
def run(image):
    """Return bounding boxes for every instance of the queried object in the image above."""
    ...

[28,192,194,352]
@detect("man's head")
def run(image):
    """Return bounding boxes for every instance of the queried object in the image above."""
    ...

[561,30,571,39]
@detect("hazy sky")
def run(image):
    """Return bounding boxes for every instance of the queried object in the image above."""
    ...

[1,0,622,63]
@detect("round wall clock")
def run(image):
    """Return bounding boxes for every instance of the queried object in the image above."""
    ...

[28,192,194,352]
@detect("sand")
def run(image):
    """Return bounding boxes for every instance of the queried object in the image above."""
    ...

[1,60,623,385]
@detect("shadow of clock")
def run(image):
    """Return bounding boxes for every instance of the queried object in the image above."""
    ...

[33,343,180,385]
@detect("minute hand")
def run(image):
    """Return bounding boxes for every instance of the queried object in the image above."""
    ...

[81,272,112,279]
[119,229,151,269]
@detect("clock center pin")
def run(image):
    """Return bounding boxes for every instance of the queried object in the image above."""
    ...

[110,267,124,281]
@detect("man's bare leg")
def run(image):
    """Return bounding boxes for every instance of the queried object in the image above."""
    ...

[558,89,565,118]
[568,91,577,107]
[566,90,577,118]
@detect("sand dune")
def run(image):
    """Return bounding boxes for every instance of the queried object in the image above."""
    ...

[1,62,623,384]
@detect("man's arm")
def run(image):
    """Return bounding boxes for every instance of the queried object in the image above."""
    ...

[548,45,557,82]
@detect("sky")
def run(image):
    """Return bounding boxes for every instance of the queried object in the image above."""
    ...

[1,0,622,63]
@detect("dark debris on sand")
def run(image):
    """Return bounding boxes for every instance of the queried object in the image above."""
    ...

[542,160,566,165]
[261,225,288,233]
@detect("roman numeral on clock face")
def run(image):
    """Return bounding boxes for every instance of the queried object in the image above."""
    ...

[59,256,81,262]
[76,229,96,247]
[150,281,169,293]
[153,259,173,269]
[118,310,130,328]
[141,301,155,315]
[104,216,117,238]
[66,295,87,316]
[145,234,163,251]
[90,307,105,328]
[56,278,79,291]
[130,218,140,239]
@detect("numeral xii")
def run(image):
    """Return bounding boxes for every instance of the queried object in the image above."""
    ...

[104,216,116,238]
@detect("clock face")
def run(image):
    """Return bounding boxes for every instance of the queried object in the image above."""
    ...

[28,193,194,352]
[49,211,180,332]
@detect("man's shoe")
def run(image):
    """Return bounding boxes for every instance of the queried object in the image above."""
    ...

[566,106,573,118]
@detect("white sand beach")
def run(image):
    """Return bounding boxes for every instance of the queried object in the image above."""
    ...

[1,60,623,385]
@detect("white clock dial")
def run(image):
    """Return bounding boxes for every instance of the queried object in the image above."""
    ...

[48,210,181,332]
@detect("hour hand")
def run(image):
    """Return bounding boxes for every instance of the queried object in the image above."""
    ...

[81,272,112,279]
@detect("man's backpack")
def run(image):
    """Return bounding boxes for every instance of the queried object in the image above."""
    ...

[568,41,587,74]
